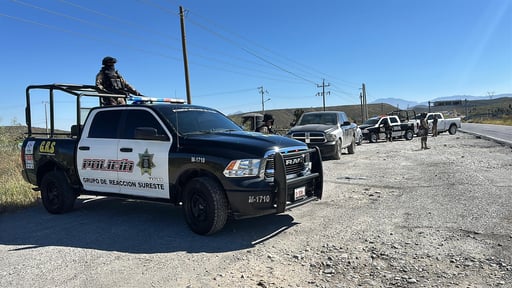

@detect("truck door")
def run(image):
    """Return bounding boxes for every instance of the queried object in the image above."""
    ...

[338,112,351,141]
[77,109,123,193]
[116,108,172,199]
[389,117,399,136]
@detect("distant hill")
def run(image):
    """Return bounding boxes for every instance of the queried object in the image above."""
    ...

[0,126,69,145]
[372,94,512,108]
[431,94,512,102]
[230,96,512,132]
[370,98,418,109]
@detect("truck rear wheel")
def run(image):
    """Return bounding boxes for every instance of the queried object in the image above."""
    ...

[347,137,355,154]
[183,177,228,235]
[449,124,457,135]
[40,170,76,214]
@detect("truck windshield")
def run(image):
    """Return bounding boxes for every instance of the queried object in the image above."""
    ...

[363,118,380,125]
[298,113,336,125]
[159,107,242,135]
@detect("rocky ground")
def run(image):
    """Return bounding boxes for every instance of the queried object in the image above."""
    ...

[1,132,511,287]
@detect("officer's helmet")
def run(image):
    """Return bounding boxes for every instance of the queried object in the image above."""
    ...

[102,56,117,65]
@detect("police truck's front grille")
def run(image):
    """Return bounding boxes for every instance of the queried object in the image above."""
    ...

[290,132,326,144]
[264,152,310,179]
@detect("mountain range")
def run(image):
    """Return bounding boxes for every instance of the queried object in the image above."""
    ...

[371,94,512,109]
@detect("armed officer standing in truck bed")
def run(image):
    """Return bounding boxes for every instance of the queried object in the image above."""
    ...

[96,56,142,106]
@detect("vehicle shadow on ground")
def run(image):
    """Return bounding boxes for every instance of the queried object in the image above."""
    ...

[0,197,298,254]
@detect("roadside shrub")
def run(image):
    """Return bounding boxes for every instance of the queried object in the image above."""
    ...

[0,127,39,213]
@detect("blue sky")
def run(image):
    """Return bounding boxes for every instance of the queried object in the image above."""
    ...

[1,0,511,130]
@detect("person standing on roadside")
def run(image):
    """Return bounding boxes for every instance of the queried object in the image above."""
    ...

[382,117,393,142]
[96,56,142,106]
[256,114,275,134]
[432,114,439,137]
[419,113,430,149]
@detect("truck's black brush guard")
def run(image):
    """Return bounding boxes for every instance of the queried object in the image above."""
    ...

[274,146,323,213]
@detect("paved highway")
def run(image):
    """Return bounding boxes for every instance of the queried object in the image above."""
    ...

[459,123,512,147]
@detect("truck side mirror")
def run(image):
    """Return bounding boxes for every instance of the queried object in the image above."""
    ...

[71,124,83,137]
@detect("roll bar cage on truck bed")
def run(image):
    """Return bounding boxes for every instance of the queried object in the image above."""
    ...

[24,83,184,138]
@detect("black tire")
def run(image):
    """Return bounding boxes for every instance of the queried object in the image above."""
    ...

[40,170,76,214]
[369,132,378,143]
[347,137,356,154]
[333,139,343,160]
[356,134,363,146]
[404,129,414,140]
[449,124,457,135]
[183,177,228,235]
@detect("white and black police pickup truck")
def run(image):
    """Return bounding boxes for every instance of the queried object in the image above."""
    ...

[21,84,323,235]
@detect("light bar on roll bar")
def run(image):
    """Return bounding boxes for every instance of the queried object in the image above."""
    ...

[128,95,186,104]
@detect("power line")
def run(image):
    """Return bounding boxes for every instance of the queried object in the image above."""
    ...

[58,0,181,41]
[183,8,358,88]
[0,12,182,61]
[194,88,257,98]
[7,2,309,85]
[6,1,362,107]
[11,0,183,53]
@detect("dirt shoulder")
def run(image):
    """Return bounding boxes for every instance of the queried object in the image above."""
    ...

[1,132,511,287]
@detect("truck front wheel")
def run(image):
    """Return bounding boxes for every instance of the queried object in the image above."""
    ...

[404,129,414,140]
[40,170,76,214]
[369,132,378,143]
[333,139,343,160]
[183,177,228,235]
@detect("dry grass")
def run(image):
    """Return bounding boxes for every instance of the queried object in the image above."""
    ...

[0,127,39,213]
[472,115,512,126]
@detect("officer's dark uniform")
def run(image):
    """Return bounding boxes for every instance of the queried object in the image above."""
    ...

[383,118,392,142]
[256,114,275,134]
[96,56,141,106]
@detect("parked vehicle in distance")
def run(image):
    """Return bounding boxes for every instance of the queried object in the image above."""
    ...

[387,109,418,133]
[420,112,462,135]
[286,111,357,160]
[20,84,323,235]
[359,115,415,143]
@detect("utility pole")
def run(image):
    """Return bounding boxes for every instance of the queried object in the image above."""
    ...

[258,86,270,114]
[361,83,368,121]
[316,79,330,111]
[465,98,468,118]
[359,92,364,123]
[179,6,192,104]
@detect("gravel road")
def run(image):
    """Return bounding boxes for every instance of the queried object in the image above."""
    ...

[1,132,511,287]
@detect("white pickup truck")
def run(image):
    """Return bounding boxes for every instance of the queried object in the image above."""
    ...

[423,112,462,135]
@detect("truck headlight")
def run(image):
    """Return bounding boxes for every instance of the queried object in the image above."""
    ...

[325,133,337,142]
[223,159,262,177]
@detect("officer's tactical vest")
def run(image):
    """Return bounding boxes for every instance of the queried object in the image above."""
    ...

[103,70,125,93]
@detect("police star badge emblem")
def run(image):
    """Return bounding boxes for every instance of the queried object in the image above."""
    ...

[137,148,156,175]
